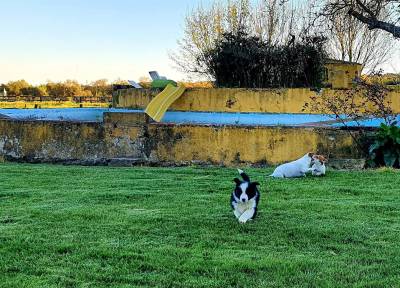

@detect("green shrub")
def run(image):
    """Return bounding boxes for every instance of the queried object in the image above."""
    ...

[369,123,400,168]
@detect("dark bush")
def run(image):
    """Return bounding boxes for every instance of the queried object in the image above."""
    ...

[369,123,400,168]
[203,31,327,89]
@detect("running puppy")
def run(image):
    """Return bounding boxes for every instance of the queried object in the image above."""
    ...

[231,169,260,223]
[269,153,314,178]
[310,155,327,176]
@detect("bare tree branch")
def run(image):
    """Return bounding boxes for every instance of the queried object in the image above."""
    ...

[348,7,400,38]
[324,0,400,38]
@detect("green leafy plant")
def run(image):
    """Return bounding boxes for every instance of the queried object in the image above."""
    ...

[369,123,400,168]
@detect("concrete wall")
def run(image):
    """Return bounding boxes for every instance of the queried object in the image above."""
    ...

[144,125,359,166]
[0,113,362,166]
[113,88,315,113]
[0,120,106,163]
[113,88,400,114]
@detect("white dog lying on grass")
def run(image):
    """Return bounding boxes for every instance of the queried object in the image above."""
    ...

[310,155,327,176]
[269,153,314,178]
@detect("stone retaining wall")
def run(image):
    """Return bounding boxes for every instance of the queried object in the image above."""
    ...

[0,112,363,166]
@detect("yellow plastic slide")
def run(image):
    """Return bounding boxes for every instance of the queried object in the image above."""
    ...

[145,84,186,122]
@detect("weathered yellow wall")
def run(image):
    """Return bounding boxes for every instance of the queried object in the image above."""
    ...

[0,120,105,162]
[113,89,158,110]
[173,88,314,113]
[114,88,316,113]
[113,88,400,114]
[325,63,362,89]
[0,113,362,166]
[146,125,359,166]
[103,113,361,166]
[0,101,109,109]
[389,91,400,112]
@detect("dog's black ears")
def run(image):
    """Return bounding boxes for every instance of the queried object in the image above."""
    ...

[233,178,241,185]
[237,169,250,182]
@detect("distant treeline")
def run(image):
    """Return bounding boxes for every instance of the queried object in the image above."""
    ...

[0,79,125,98]
[0,79,215,99]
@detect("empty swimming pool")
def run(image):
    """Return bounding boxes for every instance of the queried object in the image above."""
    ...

[0,108,398,127]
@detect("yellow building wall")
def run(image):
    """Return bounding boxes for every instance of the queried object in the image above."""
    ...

[325,63,362,89]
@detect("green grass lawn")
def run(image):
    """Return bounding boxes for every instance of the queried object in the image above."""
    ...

[0,163,399,287]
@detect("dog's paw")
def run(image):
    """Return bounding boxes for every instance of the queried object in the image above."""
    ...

[238,218,247,224]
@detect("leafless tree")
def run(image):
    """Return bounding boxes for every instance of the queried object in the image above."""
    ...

[287,0,398,71]
[250,0,297,45]
[323,0,400,39]
[323,7,395,71]
[172,0,399,79]
[170,0,300,79]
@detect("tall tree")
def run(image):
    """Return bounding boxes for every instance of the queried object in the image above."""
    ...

[36,85,49,97]
[5,80,31,96]
[61,80,84,97]
[90,79,111,97]
[46,80,89,98]
[251,0,297,45]
[46,82,64,98]
[324,7,395,71]
[323,0,400,38]
[171,0,298,78]
[21,85,48,97]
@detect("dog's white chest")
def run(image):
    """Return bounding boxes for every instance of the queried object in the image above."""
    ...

[312,163,326,175]
[235,199,255,214]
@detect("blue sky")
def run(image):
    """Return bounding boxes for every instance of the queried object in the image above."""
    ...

[0,0,399,84]
[0,0,215,84]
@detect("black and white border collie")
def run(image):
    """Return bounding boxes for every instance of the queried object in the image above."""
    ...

[231,169,260,223]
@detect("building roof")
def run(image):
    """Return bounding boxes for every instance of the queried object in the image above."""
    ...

[325,58,362,66]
